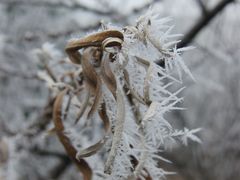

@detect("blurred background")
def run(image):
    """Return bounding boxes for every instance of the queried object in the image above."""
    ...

[0,0,240,179]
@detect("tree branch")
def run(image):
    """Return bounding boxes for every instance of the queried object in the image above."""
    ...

[178,0,235,48]
[195,0,208,15]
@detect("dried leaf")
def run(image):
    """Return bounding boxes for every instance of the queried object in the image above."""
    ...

[101,53,117,99]
[76,136,108,159]
[76,102,110,159]
[102,37,123,53]
[98,102,110,132]
[65,30,123,64]
[53,89,92,180]
[66,50,82,64]
[81,48,102,118]
[87,80,102,120]
[65,30,124,52]
[75,91,90,124]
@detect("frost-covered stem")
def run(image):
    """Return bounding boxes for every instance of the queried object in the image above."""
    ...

[134,148,148,178]
[127,94,148,178]
[134,122,147,177]
[104,88,125,174]
[133,131,147,178]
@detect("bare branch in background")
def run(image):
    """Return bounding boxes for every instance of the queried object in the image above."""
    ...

[195,0,208,15]
[178,0,235,48]
[30,147,72,179]
[30,148,68,159]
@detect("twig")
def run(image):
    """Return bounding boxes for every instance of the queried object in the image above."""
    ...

[30,147,68,159]
[126,93,148,178]
[49,158,72,179]
[30,147,72,179]
[178,0,235,48]
[195,0,208,15]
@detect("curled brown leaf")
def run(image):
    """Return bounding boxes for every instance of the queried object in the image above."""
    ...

[81,48,102,118]
[75,91,90,124]
[53,89,92,180]
[76,102,110,159]
[102,37,123,53]
[65,30,123,64]
[101,53,117,99]
[66,30,123,51]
